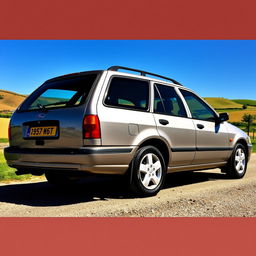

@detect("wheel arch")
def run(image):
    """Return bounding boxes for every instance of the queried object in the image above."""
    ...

[137,137,170,167]
[127,137,170,186]
[235,138,249,157]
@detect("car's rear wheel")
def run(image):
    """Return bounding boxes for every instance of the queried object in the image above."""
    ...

[223,143,248,179]
[130,146,166,197]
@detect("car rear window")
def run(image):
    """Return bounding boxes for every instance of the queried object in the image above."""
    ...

[19,74,98,111]
[104,77,149,111]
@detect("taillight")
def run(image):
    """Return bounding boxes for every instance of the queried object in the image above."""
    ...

[83,115,101,139]
[8,120,11,141]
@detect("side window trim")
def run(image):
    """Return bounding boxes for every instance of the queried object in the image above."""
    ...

[174,87,192,118]
[149,81,154,113]
[103,75,151,112]
[154,84,166,113]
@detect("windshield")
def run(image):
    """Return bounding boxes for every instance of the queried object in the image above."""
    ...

[19,74,98,111]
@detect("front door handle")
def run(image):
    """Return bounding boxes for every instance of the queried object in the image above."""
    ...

[197,124,204,129]
[159,119,169,125]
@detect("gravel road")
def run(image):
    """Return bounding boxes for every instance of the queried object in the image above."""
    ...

[0,154,255,217]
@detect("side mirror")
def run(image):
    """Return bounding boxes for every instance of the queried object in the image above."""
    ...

[218,112,229,123]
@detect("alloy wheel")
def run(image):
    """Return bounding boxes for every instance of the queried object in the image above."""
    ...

[138,153,162,190]
[234,148,246,174]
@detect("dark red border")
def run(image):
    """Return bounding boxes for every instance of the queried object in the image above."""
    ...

[0,0,256,39]
[1,217,255,255]
[1,0,256,255]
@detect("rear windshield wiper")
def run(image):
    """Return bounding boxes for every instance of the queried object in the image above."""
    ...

[43,101,69,107]
[37,103,48,113]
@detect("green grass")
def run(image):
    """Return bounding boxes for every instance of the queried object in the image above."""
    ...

[251,138,256,153]
[215,108,250,113]
[0,150,31,181]
[0,113,12,118]
[0,138,9,143]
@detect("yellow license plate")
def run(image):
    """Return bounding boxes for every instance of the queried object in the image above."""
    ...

[29,126,57,137]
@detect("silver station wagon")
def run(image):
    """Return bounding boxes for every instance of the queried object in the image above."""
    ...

[4,66,253,196]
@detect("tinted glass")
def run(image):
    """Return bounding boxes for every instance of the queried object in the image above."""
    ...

[154,84,187,117]
[20,74,97,111]
[105,77,149,111]
[180,89,216,121]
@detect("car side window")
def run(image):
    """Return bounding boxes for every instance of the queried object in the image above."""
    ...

[105,77,149,111]
[154,84,187,117]
[180,89,216,121]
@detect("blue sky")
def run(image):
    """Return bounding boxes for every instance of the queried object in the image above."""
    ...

[0,40,255,99]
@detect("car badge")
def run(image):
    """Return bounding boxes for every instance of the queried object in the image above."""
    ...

[38,113,46,119]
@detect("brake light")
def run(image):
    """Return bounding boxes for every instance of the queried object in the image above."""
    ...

[83,115,101,139]
[8,120,11,141]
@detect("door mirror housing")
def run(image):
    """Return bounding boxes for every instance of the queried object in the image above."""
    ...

[217,112,229,123]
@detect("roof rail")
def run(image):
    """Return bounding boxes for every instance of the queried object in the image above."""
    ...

[108,66,182,85]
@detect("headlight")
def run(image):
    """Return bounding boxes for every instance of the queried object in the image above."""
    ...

[247,136,252,144]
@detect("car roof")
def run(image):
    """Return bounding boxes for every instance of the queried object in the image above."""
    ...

[45,70,103,83]
[44,66,186,90]
[106,70,184,88]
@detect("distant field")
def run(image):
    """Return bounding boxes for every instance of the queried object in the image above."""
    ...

[227,110,256,122]
[0,118,10,138]
[204,97,243,109]
[232,99,256,106]
[0,89,26,112]
[216,106,256,112]
[203,97,256,122]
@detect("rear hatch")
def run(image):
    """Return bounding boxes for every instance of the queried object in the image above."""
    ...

[10,72,100,149]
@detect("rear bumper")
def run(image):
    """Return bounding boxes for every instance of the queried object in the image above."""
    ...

[4,146,136,175]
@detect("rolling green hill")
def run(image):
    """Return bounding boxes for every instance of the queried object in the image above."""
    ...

[0,89,26,112]
[232,99,256,107]
[204,97,243,109]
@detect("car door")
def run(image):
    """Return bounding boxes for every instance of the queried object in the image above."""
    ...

[179,89,230,164]
[152,83,196,166]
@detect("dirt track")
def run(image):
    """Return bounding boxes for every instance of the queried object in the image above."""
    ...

[0,154,255,217]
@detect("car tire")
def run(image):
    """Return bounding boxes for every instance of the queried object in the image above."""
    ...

[223,143,248,179]
[45,171,74,186]
[130,146,166,197]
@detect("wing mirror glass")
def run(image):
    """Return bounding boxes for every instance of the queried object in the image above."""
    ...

[218,112,229,123]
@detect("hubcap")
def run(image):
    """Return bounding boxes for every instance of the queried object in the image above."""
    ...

[139,153,162,190]
[235,148,246,174]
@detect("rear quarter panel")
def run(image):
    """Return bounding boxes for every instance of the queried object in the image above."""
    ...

[96,71,158,146]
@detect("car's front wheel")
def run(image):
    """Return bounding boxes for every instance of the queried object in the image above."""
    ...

[130,146,166,197]
[223,143,248,179]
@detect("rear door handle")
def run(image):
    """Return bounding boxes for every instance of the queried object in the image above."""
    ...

[197,124,204,129]
[159,119,169,125]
